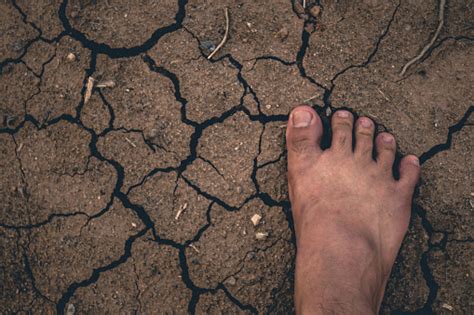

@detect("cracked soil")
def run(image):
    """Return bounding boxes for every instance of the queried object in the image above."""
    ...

[1,0,473,314]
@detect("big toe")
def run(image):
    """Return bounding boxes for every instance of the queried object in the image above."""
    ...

[286,105,323,171]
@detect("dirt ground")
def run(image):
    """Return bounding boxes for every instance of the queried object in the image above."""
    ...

[1,0,473,314]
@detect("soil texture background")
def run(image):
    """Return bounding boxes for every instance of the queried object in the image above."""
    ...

[1,0,473,314]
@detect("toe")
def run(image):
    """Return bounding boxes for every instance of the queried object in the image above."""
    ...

[354,117,375,160]
[286,105,323,170]
[330,110,354,154]
[375,132,396,172]
[397,155,421,191]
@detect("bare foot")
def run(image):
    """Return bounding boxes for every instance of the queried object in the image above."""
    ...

[286,106,420,314]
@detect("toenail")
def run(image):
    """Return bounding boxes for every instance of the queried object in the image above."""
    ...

[410,157,420,166]
[359,118,372,128]
[292,110,313,128]
[382,134,394,143]
[336,110,350,118]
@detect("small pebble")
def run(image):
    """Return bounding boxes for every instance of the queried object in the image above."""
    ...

[66,303,76,315]
[200,41,216,52]
[225,276,236,286]
[276,27,289,41]
[66,53,76,62]
[149,128,159,139]
[266,104,272,109]
[429,232,444,245]
[255,232,268,240]
[309,5,321,18]
[251,214,262,226]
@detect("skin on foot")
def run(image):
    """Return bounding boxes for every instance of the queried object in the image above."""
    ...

[286,105,420,314]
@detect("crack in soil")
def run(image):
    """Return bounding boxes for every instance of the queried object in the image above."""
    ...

[57,0,189,58]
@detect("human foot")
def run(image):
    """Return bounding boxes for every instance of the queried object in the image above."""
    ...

[286,105,420,314]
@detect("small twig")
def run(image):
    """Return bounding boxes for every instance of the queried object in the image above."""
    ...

[175,203,188,220]
[188,244,200,253]
[125,137,136,148]
[303,94,319,103]
[400,0,446,76]
[96,80,116,88]
[207,8,230,60]
[302,0,306,9]
[377,88,390,101]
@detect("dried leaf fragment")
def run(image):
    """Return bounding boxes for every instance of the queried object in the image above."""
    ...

[84,76,95,104]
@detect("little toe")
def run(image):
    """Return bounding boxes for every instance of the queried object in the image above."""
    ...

[375,132,396,172]
[286,105,323,171]
[330,110,354,154]
[354,117,375,161]
[398,155,421,192]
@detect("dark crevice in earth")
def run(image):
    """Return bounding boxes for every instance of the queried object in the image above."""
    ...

[219,284,258,314]
[296,22,328,94]
[180,248,258,314]
[393,203,439,314]
[55,228,149,314]
[131,263,143,313]
[57,0,189,58]
[250,125,267,194]
[19,45,57,79]
[420,35,474,63]
[142,54,199,128]
[247,55,296,72]
[198,156,225,178]
[183,202,214,246]
[96,91,116,136]
[0,1,67,71]
[330,0,401,85]
[0,212,89,231]
[180,175,237,211]
[22,248,55,305]
[419,105,473,164]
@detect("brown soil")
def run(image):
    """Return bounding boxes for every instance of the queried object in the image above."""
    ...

[1,0,472,314]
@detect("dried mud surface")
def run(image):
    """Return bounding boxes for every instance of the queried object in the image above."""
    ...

[1,0,473,314]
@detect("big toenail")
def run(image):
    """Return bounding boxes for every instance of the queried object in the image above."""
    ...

[336,110,350,118]
[382,134,393,143]
[292,110,313,128]
[360,118,372,128]
[410,157,420,166]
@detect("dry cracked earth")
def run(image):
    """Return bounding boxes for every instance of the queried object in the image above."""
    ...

[0,0,473,314]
